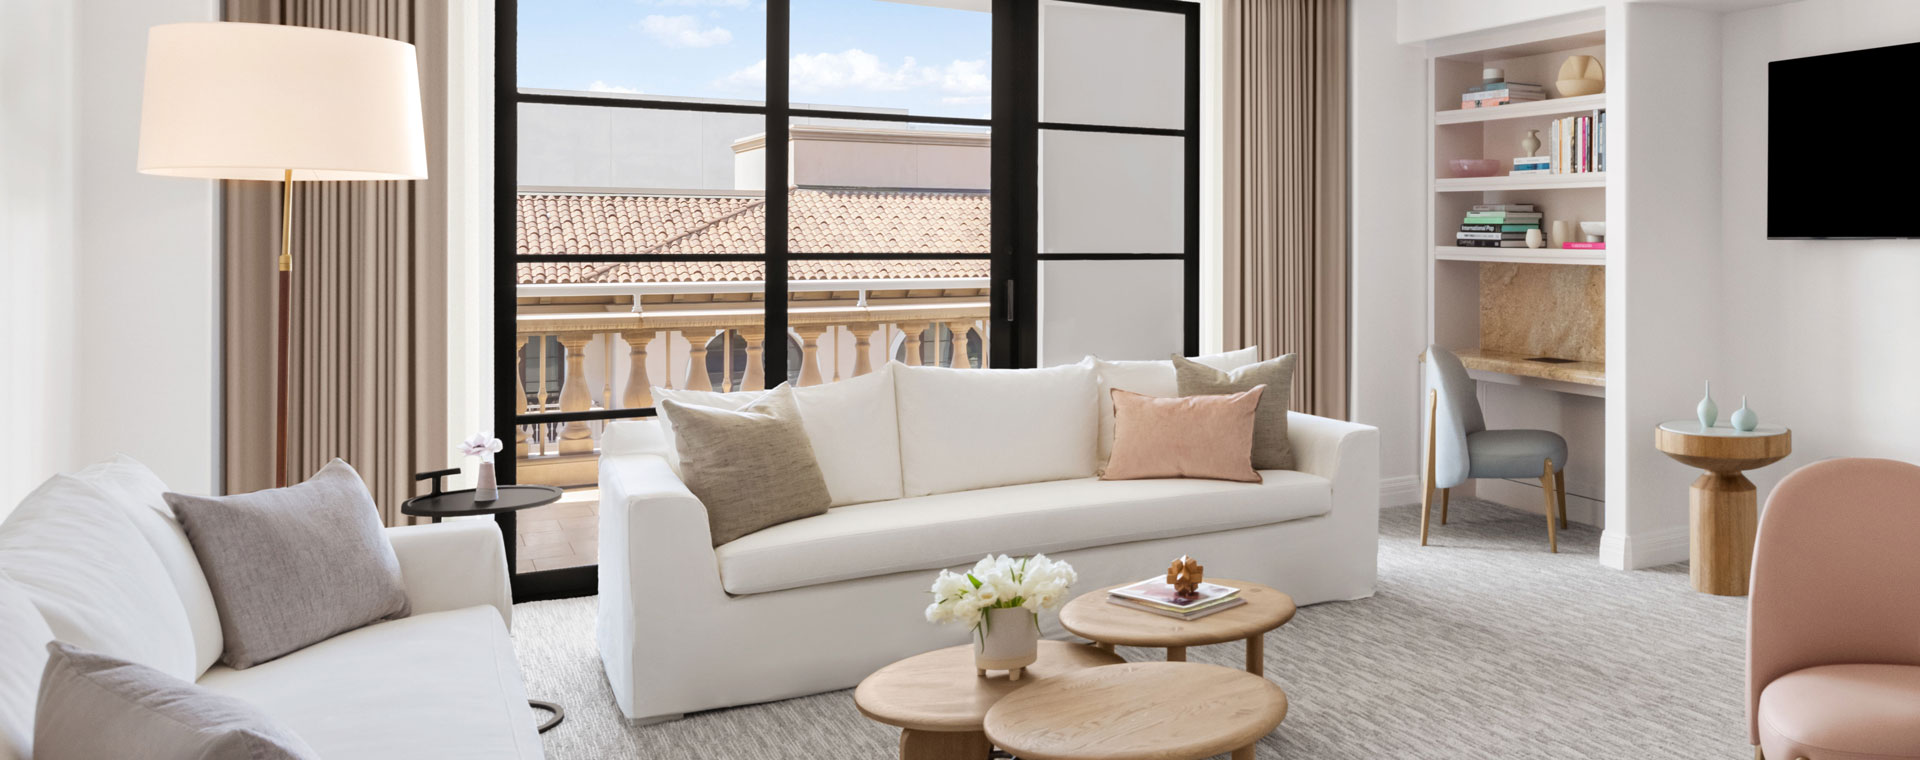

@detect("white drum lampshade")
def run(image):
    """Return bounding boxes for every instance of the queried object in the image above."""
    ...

[137,22,427,181]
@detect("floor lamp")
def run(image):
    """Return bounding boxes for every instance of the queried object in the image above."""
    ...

[137,22,428,487]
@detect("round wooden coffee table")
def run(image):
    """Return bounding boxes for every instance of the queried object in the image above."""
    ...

[855,640,1124,760]
[984,661,1288,760]
[1059,579,1295,674]
[1654,420,1792,596]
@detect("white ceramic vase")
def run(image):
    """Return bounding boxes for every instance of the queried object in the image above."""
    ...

[974,607,1039,679]
[475,458,499,502]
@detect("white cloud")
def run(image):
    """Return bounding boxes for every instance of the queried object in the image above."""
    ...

[588,81,642,94]
[941,95,991,105]
[639,14,733,48]
[638,0,749,5]
[721,50,993,98]
[719,58,767,89]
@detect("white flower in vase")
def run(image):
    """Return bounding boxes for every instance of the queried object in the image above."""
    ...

[461,432,504,501]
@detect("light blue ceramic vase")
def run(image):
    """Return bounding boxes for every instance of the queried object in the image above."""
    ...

[1732,396,1758,432]
[1697,380,1718,430]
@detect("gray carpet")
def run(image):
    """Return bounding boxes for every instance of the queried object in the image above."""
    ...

[511,499,1750,758]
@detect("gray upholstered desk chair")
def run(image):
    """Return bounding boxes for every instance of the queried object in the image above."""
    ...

[1422,346,1569,552]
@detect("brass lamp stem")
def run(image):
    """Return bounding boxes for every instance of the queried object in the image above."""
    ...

[279,169,293,271]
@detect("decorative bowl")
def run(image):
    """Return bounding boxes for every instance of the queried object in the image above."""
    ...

[1580,221,1606,238]
[1447,159,1503,178]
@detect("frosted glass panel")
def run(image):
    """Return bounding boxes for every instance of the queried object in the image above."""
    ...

[1040,130,1183,253]
[1038,259,1182,367]
[1039,1,1184,130]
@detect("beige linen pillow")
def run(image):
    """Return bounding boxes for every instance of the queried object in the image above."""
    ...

[1173,353,1298,470]
[660,384,833,546]
[1101,387,1266,483]
[34,642,319,760]
[163,459,409,670]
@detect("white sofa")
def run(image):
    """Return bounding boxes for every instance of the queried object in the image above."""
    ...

[597,358,1380,723]
[0,457,544,760]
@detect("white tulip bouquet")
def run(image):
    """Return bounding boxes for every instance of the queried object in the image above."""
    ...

[925,554,1077,634]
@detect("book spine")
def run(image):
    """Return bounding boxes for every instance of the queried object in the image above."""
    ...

[1561,242,1606,249]
[1460,224,1540,232]
[1455,232,1527,240]
[1471,204,1536,211]
[1455,240,1526,248]
[1462,88,1545,101]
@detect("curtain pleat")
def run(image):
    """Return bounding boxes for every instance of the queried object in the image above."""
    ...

[221,0,448,526]
[1223,0,1349,419]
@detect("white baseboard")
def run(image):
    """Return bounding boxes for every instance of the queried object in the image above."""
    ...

[1599,525,1689,570]
[1379,475,1421,509]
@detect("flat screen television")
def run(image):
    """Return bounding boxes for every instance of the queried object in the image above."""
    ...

[1769,41,1920,239]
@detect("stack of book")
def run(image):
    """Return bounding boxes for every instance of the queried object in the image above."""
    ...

[1457,204,1541,248]
[1547,110,1607,174]
[1107,577,1246,621]
[1461,80,1546,109]
[1511,156,1551,176]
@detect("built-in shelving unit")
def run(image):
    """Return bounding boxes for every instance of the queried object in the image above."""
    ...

[1433,92,1608,125]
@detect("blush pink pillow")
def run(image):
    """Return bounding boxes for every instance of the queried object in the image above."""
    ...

[1100,386,1266,483]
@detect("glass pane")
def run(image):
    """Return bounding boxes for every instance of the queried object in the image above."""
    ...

[785,117,989,254]
[517,0,766,101]
[1040,130,1182,253]
[1040,1,1184,130]
[790,0,992,119]
[517,102,769,196]
[788,258,991,385]
[517,191,767,258]
[1038,259,1182,367]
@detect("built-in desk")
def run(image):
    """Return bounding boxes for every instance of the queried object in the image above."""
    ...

[1451,348,1605,398]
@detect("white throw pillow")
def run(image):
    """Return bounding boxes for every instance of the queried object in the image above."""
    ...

[69,455,224,677]
[894,360,1099,497]
[0,474,197,683]
[1094,348,1261,464]
[0,576,52,760]
[654,365,904,506]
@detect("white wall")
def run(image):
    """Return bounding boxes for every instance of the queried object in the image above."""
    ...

[1718,0,1920,497]
[1396,0,1603,44]
[0,0,80,512]
[1348,0,1429,506]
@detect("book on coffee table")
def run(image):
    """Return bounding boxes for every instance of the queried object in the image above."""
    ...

[1109,578,1240,609]
[1107,595,1248,621]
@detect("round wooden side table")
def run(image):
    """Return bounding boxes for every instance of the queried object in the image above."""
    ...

[854,641,1124,760]
[1058,579,1295,674]
[1654,420,1791,596]
[983,661,1288,760]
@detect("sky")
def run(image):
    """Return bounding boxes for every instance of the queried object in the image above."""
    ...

[517,0,993,119]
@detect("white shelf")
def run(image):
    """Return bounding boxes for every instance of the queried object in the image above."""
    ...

[1433,245,1606,266]
[1434,94,1607,125]
[1435,172,1606,193]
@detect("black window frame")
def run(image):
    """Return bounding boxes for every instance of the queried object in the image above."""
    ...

[495,0,1199,602]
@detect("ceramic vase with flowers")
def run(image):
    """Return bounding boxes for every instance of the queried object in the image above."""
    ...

[461,432,504,502]
[925,554,1077,680]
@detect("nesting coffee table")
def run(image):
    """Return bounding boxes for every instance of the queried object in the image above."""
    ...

[1058,579,1296,674]
[983,661,1288,760]
[854,640,1124,759]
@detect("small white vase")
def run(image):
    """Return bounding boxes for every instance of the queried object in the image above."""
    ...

[974,607,1038,680]
[474,459,499,502]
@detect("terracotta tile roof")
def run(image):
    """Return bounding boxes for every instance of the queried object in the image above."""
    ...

[516,189,991,285]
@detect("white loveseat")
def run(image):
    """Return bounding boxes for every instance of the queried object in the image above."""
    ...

[597,357,1380,723]
[0,457,544,760]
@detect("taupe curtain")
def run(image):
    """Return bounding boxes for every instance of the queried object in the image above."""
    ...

[1223,0,1349,419]
[222,0,448,526]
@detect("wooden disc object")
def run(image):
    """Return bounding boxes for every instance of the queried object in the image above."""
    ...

[1060,579,1296,648]
[983,662,1287,760]
[854,641,1125,733]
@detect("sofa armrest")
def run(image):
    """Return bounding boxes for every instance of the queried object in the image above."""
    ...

[387,521,513,629]
[1288,411,1379,487]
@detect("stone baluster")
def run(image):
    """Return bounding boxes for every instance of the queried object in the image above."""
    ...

[850,325,878,377]
[621,330,654,409]
[740,328,767,391]
[794,326,828,386]
[685,331,713,392]
[557,334,595,454]
[945,321,974,369]
[898,322,929,367]
[514,352,529,458]
[977,324,990,369]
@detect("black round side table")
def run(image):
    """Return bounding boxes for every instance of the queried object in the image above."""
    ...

[402,471,567,733]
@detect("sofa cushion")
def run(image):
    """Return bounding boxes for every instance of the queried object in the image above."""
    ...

[1175,353,1299,470]
[1095,348,1257,465]
[195,606,542,760]
[0,474,197,682]
[715,469,1332,595]
[0,576,52,760]
[662,385,833,546]
[655,364,903,506]
[1102,386,1265,483]
[71,455,224,677]
[166,459,410,670]
[34,642,320,760]
[894,361,1099,497]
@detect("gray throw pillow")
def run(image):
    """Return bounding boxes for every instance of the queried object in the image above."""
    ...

[34,641,320,760]
[1173,353,1298,470]
[164,459,409,669]
[660,384,833,546]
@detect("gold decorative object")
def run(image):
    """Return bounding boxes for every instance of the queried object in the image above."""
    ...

[1556,54,1605,97]
[1167,555,1204,599]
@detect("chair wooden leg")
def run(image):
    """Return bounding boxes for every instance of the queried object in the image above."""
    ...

[1419,477,1433,547]
[1440,488,1450,525]
[1554,469,1567,529]
[1421,389,1438,547]
[1540,459,1559,553]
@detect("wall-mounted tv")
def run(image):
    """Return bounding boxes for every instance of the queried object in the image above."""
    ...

[1770,41,1920,239]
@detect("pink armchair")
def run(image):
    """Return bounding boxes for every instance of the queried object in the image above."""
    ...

[1748,458,1920,759]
